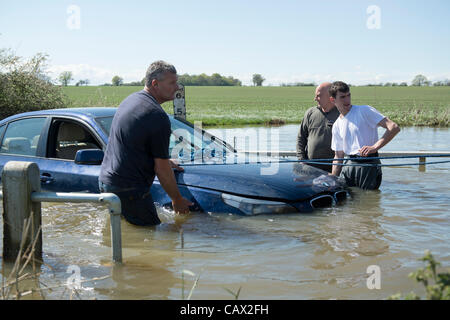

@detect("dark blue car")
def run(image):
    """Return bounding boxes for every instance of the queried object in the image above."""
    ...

[0,108,347,215]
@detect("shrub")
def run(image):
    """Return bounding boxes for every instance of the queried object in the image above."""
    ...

[388,250,450,300]
[0,48,68,120]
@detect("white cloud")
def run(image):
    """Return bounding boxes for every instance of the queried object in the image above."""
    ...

[427,73,450,82]
[47,64,144,85]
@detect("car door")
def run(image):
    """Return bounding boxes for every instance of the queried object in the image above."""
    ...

[0,116,50,185]
[36,117,104,193]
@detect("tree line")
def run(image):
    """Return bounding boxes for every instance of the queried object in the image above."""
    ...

[99,73,243,87]
[362,75,450,87]
[58,72,450,87]
[178,73,241,86]
[280,82,316,87]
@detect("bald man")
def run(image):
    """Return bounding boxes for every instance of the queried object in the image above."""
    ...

[296,82,340,172]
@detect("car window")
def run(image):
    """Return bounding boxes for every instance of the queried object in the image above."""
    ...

[0,117,46,156]
[52,120,101,160]
[95,116,113,136]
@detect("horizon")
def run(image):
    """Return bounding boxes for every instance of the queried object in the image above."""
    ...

[1,0,449,86]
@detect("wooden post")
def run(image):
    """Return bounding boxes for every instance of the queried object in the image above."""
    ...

[2,161,42,263]
[419,156,426,172]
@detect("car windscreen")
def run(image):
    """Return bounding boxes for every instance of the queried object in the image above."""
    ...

[95,116,233,161]
[169,117,234,161]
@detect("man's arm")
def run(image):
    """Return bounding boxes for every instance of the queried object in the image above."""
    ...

[154,158,193,214]
[359,117,400,157]
[296,113,309,159]
[331,150,345,176]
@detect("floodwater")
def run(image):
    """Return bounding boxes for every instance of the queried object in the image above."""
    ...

[0,126,449,300]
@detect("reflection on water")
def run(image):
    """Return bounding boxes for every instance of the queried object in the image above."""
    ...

[0,126,449,299]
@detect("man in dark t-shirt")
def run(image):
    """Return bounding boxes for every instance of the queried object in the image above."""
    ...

[99,60,193,226]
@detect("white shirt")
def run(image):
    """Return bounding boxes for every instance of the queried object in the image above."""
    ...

[331,105,385,155]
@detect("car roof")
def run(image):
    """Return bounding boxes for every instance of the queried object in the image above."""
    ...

[3,107,117,120]
[1,107,176,124]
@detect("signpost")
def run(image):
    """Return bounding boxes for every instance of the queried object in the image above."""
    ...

[173,84,186,120]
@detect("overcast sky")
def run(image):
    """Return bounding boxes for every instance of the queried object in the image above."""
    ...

[1,0,449,85]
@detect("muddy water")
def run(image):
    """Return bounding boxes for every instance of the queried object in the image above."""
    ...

[0,127,449,300]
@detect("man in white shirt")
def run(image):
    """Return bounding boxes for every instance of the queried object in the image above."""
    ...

[329,81,400,190]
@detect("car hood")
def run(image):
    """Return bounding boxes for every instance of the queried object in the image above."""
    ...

[173,161,345,202]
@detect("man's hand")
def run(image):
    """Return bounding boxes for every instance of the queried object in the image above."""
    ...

[359,145,378,157]
[172,196,193,214]
[169,159,184,172]
[361,117,400,157]
[155,158,192,215]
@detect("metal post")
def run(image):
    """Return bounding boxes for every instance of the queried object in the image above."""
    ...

[99,193,122,263]
[2,161,42,263]
[31,192,123,263]
[1,161,122,263]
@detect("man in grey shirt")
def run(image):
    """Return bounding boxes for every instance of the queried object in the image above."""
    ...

[296,82,339,172]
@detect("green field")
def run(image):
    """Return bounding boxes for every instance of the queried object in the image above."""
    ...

[63,86,450,127]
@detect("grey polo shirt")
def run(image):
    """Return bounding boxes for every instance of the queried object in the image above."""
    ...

[296,106,339,172]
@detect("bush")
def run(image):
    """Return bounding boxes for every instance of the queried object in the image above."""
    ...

[0,48,68,120]
[388,250,450,300]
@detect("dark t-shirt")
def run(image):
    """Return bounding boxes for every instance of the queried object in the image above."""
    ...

[99,90,171,188]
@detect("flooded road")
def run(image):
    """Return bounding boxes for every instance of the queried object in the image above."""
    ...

[1,126,449,299]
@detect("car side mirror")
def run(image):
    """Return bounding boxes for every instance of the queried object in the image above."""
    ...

[74,149,104,165]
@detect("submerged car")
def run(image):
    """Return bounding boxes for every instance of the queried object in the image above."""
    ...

[0,108,347,215]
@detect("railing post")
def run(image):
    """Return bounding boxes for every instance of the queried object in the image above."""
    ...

[2,161,42,263]
[419,156,426,172]
[110,212,122,263]
[100,193,123,263]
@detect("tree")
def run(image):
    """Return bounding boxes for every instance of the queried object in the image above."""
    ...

[252,74,265,86]
[59,71,73,86]
[412,74,428,86]
[112,75,123,86]
[0,48,67,119]
[75,79,89,86]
